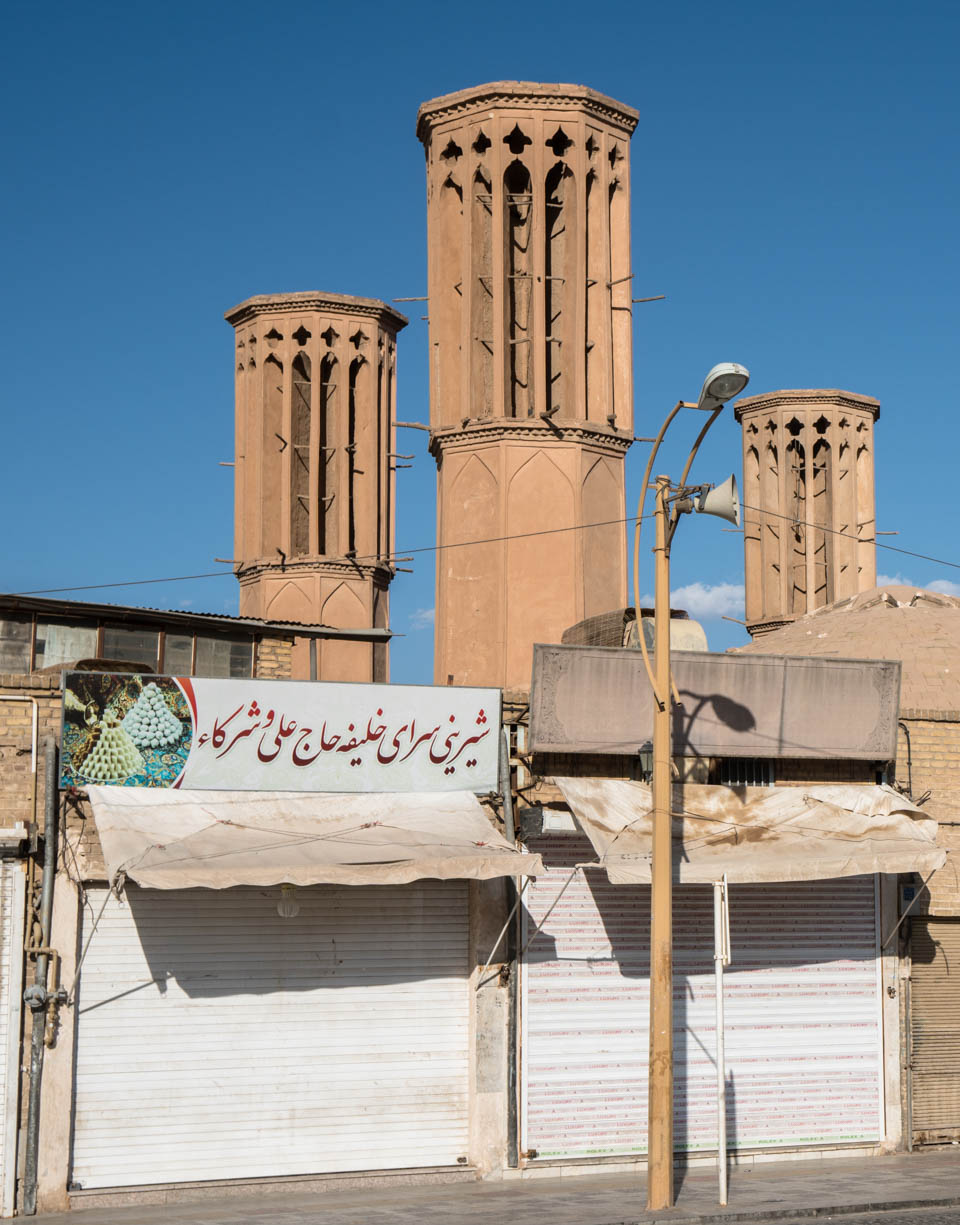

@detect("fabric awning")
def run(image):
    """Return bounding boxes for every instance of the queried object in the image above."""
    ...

[85,786,542,889]
[555,776,945,884]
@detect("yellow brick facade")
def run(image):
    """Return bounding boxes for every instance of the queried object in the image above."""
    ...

[0,673,61,835]
[254,636,294,679]
[896,713,960,915]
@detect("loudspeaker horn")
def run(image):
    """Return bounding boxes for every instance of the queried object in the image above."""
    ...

[696,474,740,527]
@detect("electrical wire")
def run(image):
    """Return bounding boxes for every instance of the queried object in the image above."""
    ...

[739,502,960,573]
[13,571,233,596]
[10,499,960,597]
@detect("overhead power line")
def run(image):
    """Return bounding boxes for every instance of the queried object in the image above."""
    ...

[9,501,960,597]
[738,502,960,573]
[11,572,234,597]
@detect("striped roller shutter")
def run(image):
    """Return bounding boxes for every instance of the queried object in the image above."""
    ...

[72,881,469,1189]
[521,833,882,1160]
[910,917,960,1143]
[0,863,24,1217]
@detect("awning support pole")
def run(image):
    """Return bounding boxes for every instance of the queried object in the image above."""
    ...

[713,874,730,1207]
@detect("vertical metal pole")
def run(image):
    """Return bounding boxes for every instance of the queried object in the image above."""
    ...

[714,878,728,1206]
[501,728,520,1168]
[647,475,674,1211]
[23,738,58,1216]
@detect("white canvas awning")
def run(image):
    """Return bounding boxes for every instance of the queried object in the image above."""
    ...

[554,777,945,884]
[85,786,542,888]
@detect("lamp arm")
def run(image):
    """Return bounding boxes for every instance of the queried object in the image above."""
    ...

[632,401,684,709]
[632,401,683,618]
[671,405,724,526]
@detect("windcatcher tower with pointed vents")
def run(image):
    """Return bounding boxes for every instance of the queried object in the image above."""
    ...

[735,389,880,638]
[417,82,639,689]
[226,292,407,680]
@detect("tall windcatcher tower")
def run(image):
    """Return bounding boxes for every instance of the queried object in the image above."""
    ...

[735,389,879,637]
[417,82,638,689]
[226,292,407,680]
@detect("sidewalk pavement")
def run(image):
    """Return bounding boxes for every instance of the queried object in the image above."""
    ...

[33,1149,960,1225]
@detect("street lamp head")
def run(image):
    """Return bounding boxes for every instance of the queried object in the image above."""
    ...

[696,363,750,412]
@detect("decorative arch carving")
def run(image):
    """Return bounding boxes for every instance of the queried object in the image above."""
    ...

[439,452,501,686]
[505,450,576,685]
[582,456,623,616]
[321,581,367,629]
[265,580,315,624]
[508,446,573,497]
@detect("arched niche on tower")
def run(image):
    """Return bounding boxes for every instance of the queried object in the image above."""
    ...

[434,173,464,424]
[503,160,533,419]
[319,353,338,555]
[319,581,370,683]
[265,579,315,624]
[439,452,501,686]
[471,166,494,420]
[505,449,576,686]
[261,353,284,557]
[581,455,624,617]
[812,437,833,605]
[290,352,311,558]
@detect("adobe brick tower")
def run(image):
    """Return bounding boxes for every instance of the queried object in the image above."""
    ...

[735,389,880,637]
[417,82,638,689]
[226,292,407,680]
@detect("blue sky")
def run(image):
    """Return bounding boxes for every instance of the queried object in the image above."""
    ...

[3,1,958,683]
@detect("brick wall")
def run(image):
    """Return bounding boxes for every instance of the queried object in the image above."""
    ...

[0,673,61,834]
[896,713,960,915]
[255,636,294,679]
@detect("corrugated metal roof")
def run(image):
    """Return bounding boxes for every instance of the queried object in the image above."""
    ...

[0,593,391,638]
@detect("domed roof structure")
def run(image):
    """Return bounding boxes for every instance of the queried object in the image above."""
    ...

[736,585,960,713]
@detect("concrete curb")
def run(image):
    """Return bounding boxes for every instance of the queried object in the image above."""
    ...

[634,1192,960,1224]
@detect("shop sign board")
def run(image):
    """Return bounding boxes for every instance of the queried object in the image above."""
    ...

[60,672,500,793]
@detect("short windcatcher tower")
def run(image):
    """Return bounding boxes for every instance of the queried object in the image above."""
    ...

[736,389,880,637]
[226,292,407,680]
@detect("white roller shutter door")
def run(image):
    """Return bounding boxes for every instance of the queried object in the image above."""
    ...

[521,833,882,1160]
[0,863,24,1217]
[72,881,469,1189]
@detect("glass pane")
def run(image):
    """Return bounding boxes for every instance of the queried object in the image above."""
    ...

[34,622,98,670]
[0,618,31,672]
[195,635,253,678]
[162,634,193,675]
[101,627,159,670]
[228,639,253,678]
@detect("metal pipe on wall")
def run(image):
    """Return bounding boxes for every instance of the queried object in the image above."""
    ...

[22,737,58,1216]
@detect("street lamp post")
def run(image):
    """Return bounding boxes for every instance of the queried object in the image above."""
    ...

[636,364,750,1212]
